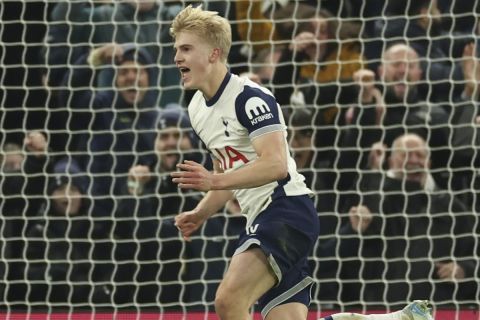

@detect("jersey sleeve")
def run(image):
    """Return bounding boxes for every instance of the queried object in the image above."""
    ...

[234,85,286,139]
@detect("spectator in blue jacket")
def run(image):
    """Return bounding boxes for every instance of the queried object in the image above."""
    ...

[22,157,112,305]
[112,106,203,306]
[43,0,182,107]
[2,132,55,303]
[58,43,159,219]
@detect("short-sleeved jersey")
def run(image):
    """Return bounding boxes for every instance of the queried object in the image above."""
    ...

[188,73,312,226]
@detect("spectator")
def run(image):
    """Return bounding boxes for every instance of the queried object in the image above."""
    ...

[1,133,57,302]
[237,2,364,177]
[444,42,480,210]
[118,105,203,218]
[459,42,480,106]
[236,1,363,105]
[21,157,111,304]
[319,133,478,308]
[1,142,27,222]
[371,0,475,102]
[437,0,480,34]
[43,0,182,107]
[22,132,52,217]
[58,43,159,219]
[112,106,203,306]
[1,142,24,171]
[270,5,363,107]
[239,46,284,89]
[0,142,26,300]
[3,134,108,305]
[112,106,243,308]
[235,1,317,54]
[337,43,451,193]
[288,108,339,236]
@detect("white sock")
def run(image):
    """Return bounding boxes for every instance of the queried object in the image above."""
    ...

[322,310,404,320]
[364,311,405,320]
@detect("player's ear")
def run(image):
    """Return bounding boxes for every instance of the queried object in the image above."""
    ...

[209,48,221,63]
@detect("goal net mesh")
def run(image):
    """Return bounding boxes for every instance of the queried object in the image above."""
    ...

[0,0,479,316]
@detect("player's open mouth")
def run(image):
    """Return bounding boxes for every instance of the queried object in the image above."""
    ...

[179,67,190,75]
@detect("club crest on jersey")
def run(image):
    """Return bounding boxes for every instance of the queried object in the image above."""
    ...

[221,117,230,137]
[245,97,273,125]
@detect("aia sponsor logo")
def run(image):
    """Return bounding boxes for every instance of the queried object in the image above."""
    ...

[215,146,248,170]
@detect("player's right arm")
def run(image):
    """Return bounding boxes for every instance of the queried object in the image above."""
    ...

[174,158,233,241]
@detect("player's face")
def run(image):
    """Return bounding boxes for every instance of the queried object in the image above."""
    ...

[51,184,83,216]
[155,127,192,171]
[116,61,149,105]
[174,31,213,90]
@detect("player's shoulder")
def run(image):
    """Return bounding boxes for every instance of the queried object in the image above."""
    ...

[187,90,204,111]
[232,75,282,130]
[234,75,275,100]
[234,76,277,110]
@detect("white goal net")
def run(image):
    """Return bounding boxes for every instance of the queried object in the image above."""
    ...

[0,0,479,317]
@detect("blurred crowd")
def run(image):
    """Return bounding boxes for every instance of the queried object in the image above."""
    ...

[1,0,479,311]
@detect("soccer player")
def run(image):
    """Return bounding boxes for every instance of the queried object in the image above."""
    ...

[170,5,434,320]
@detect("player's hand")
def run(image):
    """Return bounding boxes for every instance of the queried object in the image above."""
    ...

[171,160,217,191]
[174,208,206,241]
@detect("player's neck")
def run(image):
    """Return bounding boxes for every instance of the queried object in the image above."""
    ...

[201,64,229,101]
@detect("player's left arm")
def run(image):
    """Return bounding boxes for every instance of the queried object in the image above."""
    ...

[172,132,287,191]
[174,158,235,240]
[213,130,288,189]
[173,85,289,191]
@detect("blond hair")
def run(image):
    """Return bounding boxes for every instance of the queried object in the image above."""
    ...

[170,5,232,63]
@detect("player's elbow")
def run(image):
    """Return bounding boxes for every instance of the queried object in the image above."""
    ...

[271,159,288,180]
[260,148,288,181]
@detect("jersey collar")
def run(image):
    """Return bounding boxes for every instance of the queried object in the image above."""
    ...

[205,72,232,107]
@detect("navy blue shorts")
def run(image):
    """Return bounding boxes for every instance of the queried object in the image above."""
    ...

[233,195,319,318]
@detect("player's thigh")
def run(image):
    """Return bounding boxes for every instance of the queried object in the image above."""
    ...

[217,247,277,306]
[265,302,308,320]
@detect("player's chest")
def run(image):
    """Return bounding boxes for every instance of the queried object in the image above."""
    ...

[191,106,255,171]
[192,107,248,149]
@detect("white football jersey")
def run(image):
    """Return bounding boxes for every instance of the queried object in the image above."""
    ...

[188,73,312,226]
